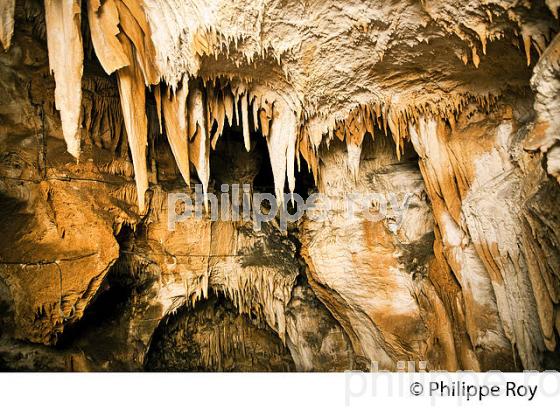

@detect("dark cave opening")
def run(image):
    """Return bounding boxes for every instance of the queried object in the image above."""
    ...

[144,291,295,372]
[209,118,315,199]
[207,117,316,225]
[55,224,138,350]
[54,273,131,351]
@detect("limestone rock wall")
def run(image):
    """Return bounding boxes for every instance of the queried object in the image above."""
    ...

[301,136,459,370]
[409,102,560,370]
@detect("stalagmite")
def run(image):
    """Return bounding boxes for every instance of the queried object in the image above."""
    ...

[116,35,149,213]
[87,0,130,75]
[0,0,15,50]
[44,0,84,158]
[188,82,210,207]
[162,84,190,187]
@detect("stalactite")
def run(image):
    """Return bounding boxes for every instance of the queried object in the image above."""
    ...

[205,84,216,136]
[154,84,163,133]
[162,82,191,187]
[267,100,298,205]
[36,0,527,216]
[241,92,251,151]
[346,140,361,182]
[224,89,234,127]
[44,0,84,159]
[387,110,399,155]
[251,96,259,132]
[306,117,327,151]
[234,89,241,127]
[286,122,297,197]
[0,0,15,50]
[188,81,210,206]
[211,89,226,149]
[87,0,130,75]
[115,0,159,85]
[116,34,149,213]
[472,46,480,68]
[259,107,270,138]
[297,127,318,184]
[523,33,532,66]
[408,114,555,370]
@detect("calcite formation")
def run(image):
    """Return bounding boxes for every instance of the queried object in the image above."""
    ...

[0,0,559,371]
